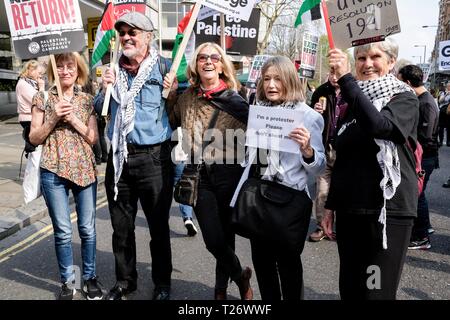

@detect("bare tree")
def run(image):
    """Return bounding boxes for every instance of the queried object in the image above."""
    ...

[257,0,298,54]
[268,15,298,59]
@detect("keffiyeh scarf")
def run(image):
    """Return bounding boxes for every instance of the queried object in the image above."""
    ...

[111,48,159,200]
[357,73,414,249]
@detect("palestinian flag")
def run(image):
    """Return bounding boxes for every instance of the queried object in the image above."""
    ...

[172,9,196,83]
[295,0,322,27]
[91,1,116,68]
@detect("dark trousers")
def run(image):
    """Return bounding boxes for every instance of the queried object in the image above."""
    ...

[413,156,438,239]
[105,141,174,290]
[249,199,311,301]
[336,213,413,300]
[194,164,244,289]
[250,239,307,301]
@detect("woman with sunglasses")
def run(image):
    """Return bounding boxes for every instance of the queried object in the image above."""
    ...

[164,42,252,300]
[29,52,101,300]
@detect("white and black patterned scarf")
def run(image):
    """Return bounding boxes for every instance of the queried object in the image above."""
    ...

[357,73,414,249]
[21,77,39,91]
[111,48,159,200]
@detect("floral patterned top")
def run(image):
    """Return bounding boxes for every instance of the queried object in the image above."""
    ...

[32,85,97,187]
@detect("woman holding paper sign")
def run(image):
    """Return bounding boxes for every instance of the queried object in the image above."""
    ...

[164,42,252,300]
[322,38,419,299]
[244,56,325,300]
[29,52,102,300]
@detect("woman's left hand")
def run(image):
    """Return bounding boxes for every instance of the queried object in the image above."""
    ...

[289,126,314,159]
[328,48,351,79]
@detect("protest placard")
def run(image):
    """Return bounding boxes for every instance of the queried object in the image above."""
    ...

[299,32,319,79]
[3,0,85,59]
[202,0,257,22]
[326,0,401,49]
[247,55,270,85]
[438,40,450,72]
[246,105,306,154]
[195,9,260,56]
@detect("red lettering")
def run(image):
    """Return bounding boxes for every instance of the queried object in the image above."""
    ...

[37,0,50,25]
[48,0,60,24]
[11,5,24,30]
[28,2,39,28]
[58,0,71,24]
[19,3,31,29]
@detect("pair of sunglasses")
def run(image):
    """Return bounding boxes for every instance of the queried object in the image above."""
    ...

[197,54,221,63]
[118,29,142,37]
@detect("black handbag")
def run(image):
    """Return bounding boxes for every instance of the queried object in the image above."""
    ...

[173,108,220,207]
[173,163,201,207]
[232,177,312,250]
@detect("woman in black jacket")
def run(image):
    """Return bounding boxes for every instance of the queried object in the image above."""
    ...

[322,38,420,300]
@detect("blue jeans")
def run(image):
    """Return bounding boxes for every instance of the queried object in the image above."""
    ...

[173,163,193,220]
[40,169,98,283]
[413,156,438,239]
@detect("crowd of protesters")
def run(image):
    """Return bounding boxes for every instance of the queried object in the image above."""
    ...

[19,11,450,301]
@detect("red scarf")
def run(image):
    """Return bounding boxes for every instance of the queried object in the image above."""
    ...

[119,52,149,76]
[197,79,228,100]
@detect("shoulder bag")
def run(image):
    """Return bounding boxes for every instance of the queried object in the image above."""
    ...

[173,108,220,207]
[232,173,312,251]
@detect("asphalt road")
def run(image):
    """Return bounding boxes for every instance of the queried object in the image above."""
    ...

[0,147,449,301]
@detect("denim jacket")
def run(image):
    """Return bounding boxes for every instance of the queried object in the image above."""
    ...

[94,57,173,145]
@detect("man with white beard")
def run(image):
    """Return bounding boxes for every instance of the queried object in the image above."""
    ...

[94,12,173,300]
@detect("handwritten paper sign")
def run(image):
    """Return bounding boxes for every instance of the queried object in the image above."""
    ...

[246,105,305,154]
[326,0,401,49]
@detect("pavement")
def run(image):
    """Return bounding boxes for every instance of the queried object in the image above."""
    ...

[0,113,106,240]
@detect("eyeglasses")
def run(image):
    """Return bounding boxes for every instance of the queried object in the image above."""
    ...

[56,65,76,74]
[197,54,221,64]
[118,29,142,37]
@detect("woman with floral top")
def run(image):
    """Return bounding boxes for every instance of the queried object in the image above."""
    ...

[29,52,102,300]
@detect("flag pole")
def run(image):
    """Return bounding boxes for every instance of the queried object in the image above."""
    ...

[162,0,202,98]
[101,31,120,116]
[220,13,226,50]
[321,0,335,49]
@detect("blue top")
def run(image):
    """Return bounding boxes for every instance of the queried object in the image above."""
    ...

[94,59,173,145]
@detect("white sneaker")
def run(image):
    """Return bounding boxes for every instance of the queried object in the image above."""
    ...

[184,219,198,236]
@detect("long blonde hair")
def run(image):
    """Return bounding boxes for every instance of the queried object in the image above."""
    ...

[256,56,305,103]
[187,42,240,91]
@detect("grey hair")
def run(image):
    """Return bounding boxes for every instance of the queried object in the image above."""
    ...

[353,37,398,60]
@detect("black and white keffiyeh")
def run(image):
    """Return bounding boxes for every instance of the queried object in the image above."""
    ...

[111,48,159,199]
[357,73,414,249]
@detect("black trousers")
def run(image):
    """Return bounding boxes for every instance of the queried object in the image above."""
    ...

[249,200,311,301]
[336,212,413,300]
[194,164,244,289]
[105,141,174,290]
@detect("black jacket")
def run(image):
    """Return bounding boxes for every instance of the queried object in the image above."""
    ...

[310,81,338,148]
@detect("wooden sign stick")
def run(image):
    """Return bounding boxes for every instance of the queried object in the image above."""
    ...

[162,0,203,99]
[101,31,120,116]
[49,55,63,100]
